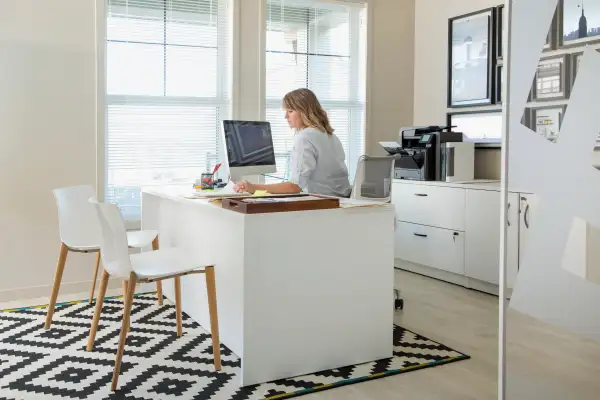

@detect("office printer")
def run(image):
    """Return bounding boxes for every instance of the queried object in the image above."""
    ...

[379,126,474,182]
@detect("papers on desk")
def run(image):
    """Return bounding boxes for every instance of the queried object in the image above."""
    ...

[338,198,388,208]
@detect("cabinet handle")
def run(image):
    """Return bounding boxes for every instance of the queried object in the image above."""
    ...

[413,233,428,238]
[507,202,511,227]
[414,193,428,197]
[524,204,530,229]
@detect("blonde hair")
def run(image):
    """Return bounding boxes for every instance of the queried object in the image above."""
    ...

[283,88,334,135]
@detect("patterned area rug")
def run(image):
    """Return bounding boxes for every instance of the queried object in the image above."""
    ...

[0,293,469,399]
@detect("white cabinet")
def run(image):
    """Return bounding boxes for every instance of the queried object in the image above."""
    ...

[395,221,465,276]
[465,190,519,285]
[392,183,465,230]
[464,190,519,285]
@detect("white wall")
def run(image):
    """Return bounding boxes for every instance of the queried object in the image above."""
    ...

[0,0,116,302]
[0,0,415,302]
[365,0,415,155]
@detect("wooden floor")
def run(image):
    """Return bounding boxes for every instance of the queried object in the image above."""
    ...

[2,271,600,399]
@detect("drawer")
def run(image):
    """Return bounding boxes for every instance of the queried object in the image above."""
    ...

[395,222,465,276]
[391,183,465,230]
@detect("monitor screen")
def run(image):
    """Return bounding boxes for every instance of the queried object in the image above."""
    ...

[222,120,276,167]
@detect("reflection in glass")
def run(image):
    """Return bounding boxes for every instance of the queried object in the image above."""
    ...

[533,107,564,142]
[449,112,502,144]
[450,11,492,106]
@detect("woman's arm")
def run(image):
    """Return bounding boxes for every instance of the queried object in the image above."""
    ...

[233,180,301,194]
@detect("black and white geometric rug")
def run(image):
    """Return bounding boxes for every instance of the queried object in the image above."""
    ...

[0,293,470,399]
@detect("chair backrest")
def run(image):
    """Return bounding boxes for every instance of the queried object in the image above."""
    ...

[91,200,133,279]
[350,155,395,202]
[53,185,101,249]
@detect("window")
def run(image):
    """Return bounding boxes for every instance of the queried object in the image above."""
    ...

[265,0,367,182]
[105,0,230,221]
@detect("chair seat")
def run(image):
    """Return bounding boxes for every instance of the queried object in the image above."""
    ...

[67,230,158,252]
[129,247,209,281]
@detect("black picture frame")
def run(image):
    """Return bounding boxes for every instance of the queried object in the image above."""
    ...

[559,0,600,48]
[496,5,504,59]
[448,8,495,108]
[495,63,503,104]
[527,105,568,143]
[530,54,569,101]
[447,109,503,148]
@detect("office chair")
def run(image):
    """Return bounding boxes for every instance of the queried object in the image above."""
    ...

[351,156,404,310]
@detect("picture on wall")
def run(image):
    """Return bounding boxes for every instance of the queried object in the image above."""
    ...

[561,0,600,46]
[448,9,494,107]
[447,110,502,146]
[531,55,568,101]
[530,106,567,142]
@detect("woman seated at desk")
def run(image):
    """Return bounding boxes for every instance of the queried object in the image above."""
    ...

[233,88,352,198]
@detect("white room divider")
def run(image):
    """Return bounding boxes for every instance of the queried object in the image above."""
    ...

[501,0,600,398]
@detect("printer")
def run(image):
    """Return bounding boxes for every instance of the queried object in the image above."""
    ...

[380,126,474,182]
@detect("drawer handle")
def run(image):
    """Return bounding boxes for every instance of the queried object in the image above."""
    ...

[413,233,428,238]
[414,193,428,197]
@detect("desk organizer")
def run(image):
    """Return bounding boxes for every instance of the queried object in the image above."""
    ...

[221,194,339,214]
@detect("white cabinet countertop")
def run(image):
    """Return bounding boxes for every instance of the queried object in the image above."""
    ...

[392,179,533,194]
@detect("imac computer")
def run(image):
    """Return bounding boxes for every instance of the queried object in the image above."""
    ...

[222,120,277,182]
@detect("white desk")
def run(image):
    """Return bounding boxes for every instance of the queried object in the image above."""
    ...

[141,186,395,386]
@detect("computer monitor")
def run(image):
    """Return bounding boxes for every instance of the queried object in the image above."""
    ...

[222,120,277,181]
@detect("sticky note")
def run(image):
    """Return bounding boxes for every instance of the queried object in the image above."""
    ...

[252,190,270,197]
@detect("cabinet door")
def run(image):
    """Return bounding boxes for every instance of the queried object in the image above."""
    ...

[465,190,520,285]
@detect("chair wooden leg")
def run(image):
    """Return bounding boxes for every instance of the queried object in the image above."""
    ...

[174,276,183,337]
[89,252,101,304]
[112,273,137,392]
[122,280,128,301]
[44,243,69,329]
[152,237,163,305]
[205,266,221,370]
[87,269,110,351]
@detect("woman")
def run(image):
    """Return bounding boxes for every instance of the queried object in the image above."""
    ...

[233,88,352,197]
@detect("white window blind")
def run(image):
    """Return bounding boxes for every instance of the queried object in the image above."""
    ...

[265,0,366,182]
[105,0,230,221]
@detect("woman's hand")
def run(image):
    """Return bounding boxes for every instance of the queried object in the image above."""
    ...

[233,180,256,194]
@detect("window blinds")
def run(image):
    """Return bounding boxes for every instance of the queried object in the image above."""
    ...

[265,0,367,182]
[105,0,230,221]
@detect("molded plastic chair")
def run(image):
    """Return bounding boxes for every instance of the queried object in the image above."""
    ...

[44,185,163,330]
[350,156,404,310]
[86,199,221,391]
[350,155,395,202]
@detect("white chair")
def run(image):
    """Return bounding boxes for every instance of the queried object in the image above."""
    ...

[86,199,221,391]
[350,156,404,310]
[350,155,395,202]
[45,185,163,330]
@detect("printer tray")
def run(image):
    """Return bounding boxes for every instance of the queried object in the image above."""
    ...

[221,194,339,214]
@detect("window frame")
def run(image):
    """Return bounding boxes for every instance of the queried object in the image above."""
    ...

[263,0,367,182]
[97,0,233,228]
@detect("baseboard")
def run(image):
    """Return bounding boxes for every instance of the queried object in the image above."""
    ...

[395,259,512,298]
[0,278,124,304]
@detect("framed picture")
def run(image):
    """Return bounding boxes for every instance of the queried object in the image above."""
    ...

[530,55,568,101]
[559,0,600,48]
[447,110,503,147]
[528,105,568,143]
[448,8,495,108]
